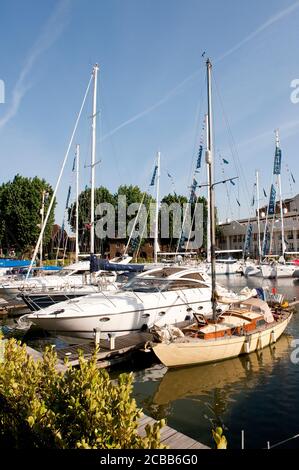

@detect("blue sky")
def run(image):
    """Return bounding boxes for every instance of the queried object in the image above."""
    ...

[1,0,299,227]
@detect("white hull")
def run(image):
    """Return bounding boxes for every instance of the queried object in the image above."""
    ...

[206,261,242,275]
[27,290,213,339]
[260,264,276,279]
[275,264,297,278]
[152,313,292,368]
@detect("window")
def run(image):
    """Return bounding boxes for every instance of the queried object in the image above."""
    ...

[181,272,205,282]
[122,277,207,293]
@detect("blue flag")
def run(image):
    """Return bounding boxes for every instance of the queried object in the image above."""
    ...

[262,225,270,256]
[222,158,229,164]
[268,184,276,215]
[150,165,158,186]
[196,145,203,169]
[243,223,253,253]
[291,172,296,183]
[273,147,282,175]
[230,179,235,186]
[72,156,76,172]
[65,186,71,209]
[263,188,267,198]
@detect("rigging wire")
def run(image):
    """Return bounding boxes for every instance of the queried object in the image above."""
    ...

[26,71,94,278]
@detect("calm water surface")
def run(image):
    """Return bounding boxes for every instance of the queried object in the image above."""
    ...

[130,276,299,449]
[1,275,299,449]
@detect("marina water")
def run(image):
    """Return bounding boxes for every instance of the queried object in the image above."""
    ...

[1,275,298,449]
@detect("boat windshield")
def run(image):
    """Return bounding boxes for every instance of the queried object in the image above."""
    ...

[58,269,86,277]
[122,277,206,293]
[123,278,170,293]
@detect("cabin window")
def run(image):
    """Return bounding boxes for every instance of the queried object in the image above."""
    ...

[256,319,266,328]
[167,280,208,290]
[181,272,205,282]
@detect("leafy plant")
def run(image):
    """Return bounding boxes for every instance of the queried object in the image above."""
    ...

[0,175,55,256]
[0,338,166,449]
[212,426,227,449]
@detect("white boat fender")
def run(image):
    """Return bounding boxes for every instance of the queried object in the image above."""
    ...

[244,336,250,354]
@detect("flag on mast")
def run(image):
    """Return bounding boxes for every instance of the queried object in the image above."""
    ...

[150,165,158,186]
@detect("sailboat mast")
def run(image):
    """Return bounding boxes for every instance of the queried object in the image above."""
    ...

[90,64,99,255]
[75,144,80,264]
[275,129,285,258]
[206,58,217,322]
[256,170,262,261]
[154,151,161,264]
[205,113,211,263]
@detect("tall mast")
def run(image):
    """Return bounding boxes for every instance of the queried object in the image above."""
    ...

[205,58,217,322]
[256,170,262,261]
[75,144,80,263]
[39,190,46,267]
[90,64,99,255]
[154,151,161,264]
[275,129,285,259]
[205,113,211,263]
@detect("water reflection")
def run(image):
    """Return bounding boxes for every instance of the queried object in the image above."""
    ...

[152,334,292,406]
[133,330,295,446]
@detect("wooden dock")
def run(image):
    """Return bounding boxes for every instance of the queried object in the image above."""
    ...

[138,414,209,449]
[53,331,154,370]
[23,334,210,449]
[0,298,28,317]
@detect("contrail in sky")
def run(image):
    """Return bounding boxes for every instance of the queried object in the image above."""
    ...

[100,70,201,142]
[216,0,299,62]
[102,1,299,140]
[0,0,70,129]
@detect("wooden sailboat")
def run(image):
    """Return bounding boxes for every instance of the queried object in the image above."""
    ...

[151,58,293,368]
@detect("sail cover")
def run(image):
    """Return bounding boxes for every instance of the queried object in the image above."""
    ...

[90,255,144,273]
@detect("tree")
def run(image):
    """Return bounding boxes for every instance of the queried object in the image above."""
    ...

[68,186,115,254]
[115,185,155,242]
[160,193,208,253]
[0,175,55,256]
[0,338,166,449]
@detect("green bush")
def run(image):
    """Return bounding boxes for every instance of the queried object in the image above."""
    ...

[0,339,166,449]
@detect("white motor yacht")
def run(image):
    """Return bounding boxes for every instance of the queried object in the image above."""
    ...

[24,266,256,339]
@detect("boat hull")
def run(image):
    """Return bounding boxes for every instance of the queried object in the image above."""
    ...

[27,293,214,339]
[152,313,292,368]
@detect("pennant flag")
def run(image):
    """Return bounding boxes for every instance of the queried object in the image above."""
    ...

[150,165,158,186]
[263,188,267,198]
[262,225,270,256]
[167,172,172,178]
[291,172,296,183]
[130,236,140,250]
[251,195,255,207]
[222,158,229,164]
[230,179,235,186]
[273,147,282,175]
[72,156,76,172]
[196,145,203,169]
[268,184,276,215]
[236,199,241,206]
[243,223,253,253]
[65,186,71,209]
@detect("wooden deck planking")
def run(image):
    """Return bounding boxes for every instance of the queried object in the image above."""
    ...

[22,343,209,449]
[55,331,153,367]
[138,414,209,449]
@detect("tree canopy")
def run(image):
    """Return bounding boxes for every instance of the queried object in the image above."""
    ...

[0,175,55,256]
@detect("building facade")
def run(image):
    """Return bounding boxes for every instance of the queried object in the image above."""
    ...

[216,194,299,258]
